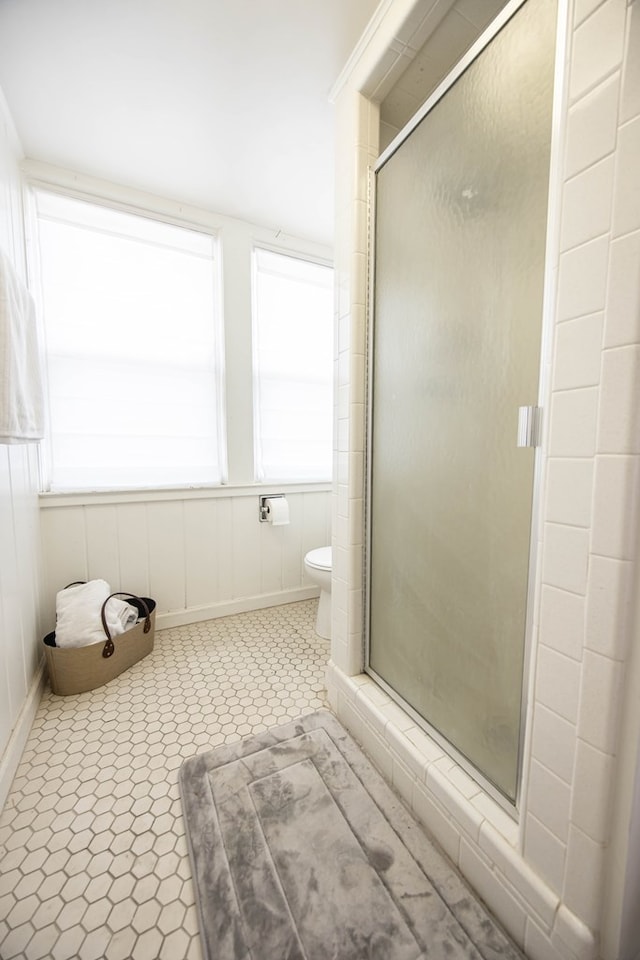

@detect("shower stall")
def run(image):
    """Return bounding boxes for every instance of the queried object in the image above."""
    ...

[366,0,557,805]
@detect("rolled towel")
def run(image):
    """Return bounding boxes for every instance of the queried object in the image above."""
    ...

[104,596,138,637]
[55,579,137,648]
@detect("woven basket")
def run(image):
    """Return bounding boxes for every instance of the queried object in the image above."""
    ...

[43,592,156,696]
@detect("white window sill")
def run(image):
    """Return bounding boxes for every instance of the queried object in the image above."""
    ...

[39,480,332,508]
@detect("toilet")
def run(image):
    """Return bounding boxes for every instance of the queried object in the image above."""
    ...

[304,546,332,639]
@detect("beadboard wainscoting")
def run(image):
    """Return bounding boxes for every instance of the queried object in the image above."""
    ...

[39,485,331,631]
[0,87,46,810]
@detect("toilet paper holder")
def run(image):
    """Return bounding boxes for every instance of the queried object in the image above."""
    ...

[259,495,285,522]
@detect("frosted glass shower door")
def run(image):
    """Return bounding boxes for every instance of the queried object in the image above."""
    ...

[367,0,556,802]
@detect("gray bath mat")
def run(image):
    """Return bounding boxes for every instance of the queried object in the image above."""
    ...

[179,710,524,960]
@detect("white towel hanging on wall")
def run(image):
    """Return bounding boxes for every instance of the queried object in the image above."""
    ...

[0,247,44,443]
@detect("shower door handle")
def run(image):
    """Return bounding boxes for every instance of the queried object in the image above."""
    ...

[517,406,541,447]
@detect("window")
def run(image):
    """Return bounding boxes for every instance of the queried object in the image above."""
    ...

[33,190,225,491]
[252,248,334,482]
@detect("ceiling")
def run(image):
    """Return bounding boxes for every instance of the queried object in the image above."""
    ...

[0,0,380,247]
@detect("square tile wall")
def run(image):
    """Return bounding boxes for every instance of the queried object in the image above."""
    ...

[329,1,640,958]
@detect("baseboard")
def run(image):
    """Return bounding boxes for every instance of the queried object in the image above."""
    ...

[0,658,46,814]
[156,587,320,630]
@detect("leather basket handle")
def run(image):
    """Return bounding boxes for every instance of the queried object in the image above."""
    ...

[100,592,151,659]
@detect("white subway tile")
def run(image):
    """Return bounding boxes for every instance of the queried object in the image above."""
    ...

[620,0,640,124]
[544,458,594,529]
[525,916,566,960]
[350,251,367,307]
[356,678,390,708]
[358,721,394,782]
[604,230,640,348]
[443,765,482,801]
[562,825,606,929]
[534,644,582,725]
[385,723,431,782]
[380,700,414,733]
[530,702,577,784]
[560,157,615,251]
[591,455,640,559]
[350,402,366,454]
[336,690,364,743]
[556,235,610,321]
[332,574,348,615]
[554,903,599,960]
[541,523,589,595]
[538,583,585,661]
[548,388,599,458]
[613,115,640,238]
[459,840,528,946]
[470,793,519,847]
[330,635,350,673]
[527,761,571,843]
[570,0,627,101]
[391,753,417,804]
[347,587,364,635]
[425,764,484,843]
[571,738,615,842]
[404,725,446,765]
[524,813,567,896]
[411,781,461,865]
[585,555,634,659]
[574,0,609,27]
[350,303,367,358]
[553,312,603,391]
[597,346,640,454]
[478,822,559,928]
[576,650,625,753]
[564,73,621,179]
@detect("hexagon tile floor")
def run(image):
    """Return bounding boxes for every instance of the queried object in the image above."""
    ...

[0,599,329,960]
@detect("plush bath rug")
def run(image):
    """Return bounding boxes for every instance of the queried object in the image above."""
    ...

[179,710,524,960]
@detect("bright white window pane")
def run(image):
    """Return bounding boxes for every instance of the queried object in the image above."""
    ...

[34,190,224,490]
[252,248,333,482]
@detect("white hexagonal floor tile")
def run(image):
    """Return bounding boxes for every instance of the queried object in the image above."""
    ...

[0,599,328,958]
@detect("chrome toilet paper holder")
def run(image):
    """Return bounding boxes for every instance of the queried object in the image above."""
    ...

[258,494,285,522]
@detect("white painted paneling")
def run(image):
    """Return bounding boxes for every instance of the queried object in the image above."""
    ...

[85,504,120,590]
[281,495,304,591]
[216,498,234,603]
[184,498,219,609]
[39,489,331,629]
[146,500,185,613]
[40,505,87,621]
[115,502,149,599]
[0,448,25,722]
[232,496,262,600]
[0,86,45,800]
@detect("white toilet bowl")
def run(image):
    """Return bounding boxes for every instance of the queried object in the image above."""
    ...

[304,546,332,639]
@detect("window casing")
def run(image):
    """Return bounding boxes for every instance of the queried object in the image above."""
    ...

[33,189,226,492]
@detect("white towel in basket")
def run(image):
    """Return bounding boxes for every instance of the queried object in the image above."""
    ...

[55,579,138,649]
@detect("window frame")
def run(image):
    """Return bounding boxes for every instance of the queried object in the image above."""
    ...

[251,242,335,484]
[27,182,228,494]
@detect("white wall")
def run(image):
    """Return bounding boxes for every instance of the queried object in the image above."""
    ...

[39,486,331,629]
[328,2,640,959]
[0,90,45,809]
[24,163,333,631]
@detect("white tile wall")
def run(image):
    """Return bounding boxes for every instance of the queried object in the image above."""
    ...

[329,0,640,958]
